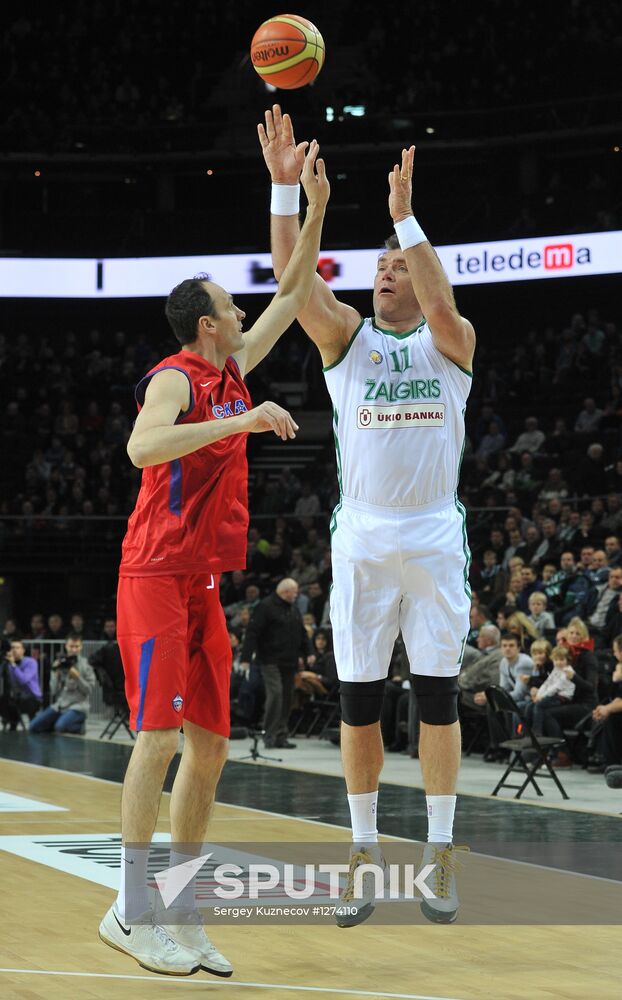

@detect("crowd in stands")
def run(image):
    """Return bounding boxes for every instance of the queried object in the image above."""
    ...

[2,0,619,152]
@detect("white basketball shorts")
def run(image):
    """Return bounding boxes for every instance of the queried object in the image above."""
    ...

[329,493,471,682]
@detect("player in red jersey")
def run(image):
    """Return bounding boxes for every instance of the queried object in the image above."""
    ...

[99,142,329,977]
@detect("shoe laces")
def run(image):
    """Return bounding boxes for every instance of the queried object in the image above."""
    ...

[428,845,469,899]
[342,850,372,902]
[152,922,181,952]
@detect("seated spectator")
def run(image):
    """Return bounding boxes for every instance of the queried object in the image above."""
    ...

[497,632,534,711]
[514,451,541,497]
[604,593,622,648]
[586,549,610,585]
[27,613,47,640]
[475,420,506,461]
[535,617,599,766]
[290,548,319,589]
[502,527,527,569]
[294,483,321,517]
[516,566,541,612]
[529,518,563,568]
[69,612,89,639]
[540,563,557,587]
[507,610,540,653]
[545,550,593,624]
[524,644,576,734]
[605,535,622,568]
[99,617,117,642]
[467,604,492,645]
[574,397,603,434]
[88,624,125,711]
[473,549,506,605]
[601,494,622,535]
[574,443,608,497]
[527,638,554,688]
[0,639,43,729]
[508,416,545,454]
[586,565,622,645]
[480,452,516,494]
[2,618,19,642]
[29,634,95,734]
[591,634,622,767]
[47,613,65,641]
[306,580,328,625]
[459,624,503,712]
[527,592,556,635]
[538,467,569,502]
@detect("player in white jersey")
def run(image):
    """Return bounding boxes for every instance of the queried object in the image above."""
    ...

[259,106,475,925]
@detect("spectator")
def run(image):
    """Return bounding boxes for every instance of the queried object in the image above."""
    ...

[2,618,19,642]
[507,610,540,653]
[515,451,541,496]
[240,578,313,749]
[502,527,527,569]
[591,635,622,767]
[574,397,603,434]
[575,443,608,497]
[473,549,506,605]
[537,468,569,502]
[601,494,622,535]
[459,624,504,712]
[29,634,94,733]
[524,644,576,735]
[100,617,117,642]
[586,549,610,585]
[516,566,541,613]
[69,612,88,639]
[498,632,534,708]
[586,566,622,644]
[289,548,319,590]
[526,638,554,689]
[527,592,556,635]
[508,416,545,454]
[47,614,65,641]
[530,518,563,569]
[467,604,492,646]
[475,420,506,461]
[604,536,622,568]
[294,483,321,517]
[545,551,593,624]
[28,613,47,640]
[537,617,599,766]
[0,639,43,728]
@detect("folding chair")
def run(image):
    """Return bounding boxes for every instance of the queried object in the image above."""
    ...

[459,706,490,756]
[485,685,569,800]
[94,667,135,741]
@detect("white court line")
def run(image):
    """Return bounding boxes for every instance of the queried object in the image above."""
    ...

[0,968,465,1000]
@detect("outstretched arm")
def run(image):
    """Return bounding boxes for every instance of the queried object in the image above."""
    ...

[234,141,330,377]
[258,104,360,366]
[388,146,475,372]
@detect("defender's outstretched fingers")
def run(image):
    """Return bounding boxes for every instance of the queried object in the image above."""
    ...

[257,123,269,149]
[264,109,276,141]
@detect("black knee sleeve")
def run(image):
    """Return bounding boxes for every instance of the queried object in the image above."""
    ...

[340,679,386,727]
[411,674,459,726]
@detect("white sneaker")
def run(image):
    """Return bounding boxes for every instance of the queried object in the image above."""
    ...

[418,842,469,924]
[167,911,233,978]
[336,844,387,928]
[99,903,201,976]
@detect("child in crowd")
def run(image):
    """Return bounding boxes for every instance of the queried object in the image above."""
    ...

[525,645,576,735]
[527,592,556,635]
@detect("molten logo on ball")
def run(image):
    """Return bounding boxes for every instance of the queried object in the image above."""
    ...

[250,14,325,90]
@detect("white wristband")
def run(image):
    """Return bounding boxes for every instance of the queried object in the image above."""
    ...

[394,214,427,250]
[271,183,300,216]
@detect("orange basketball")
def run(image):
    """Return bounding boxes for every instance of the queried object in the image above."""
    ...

[250,14,325,90]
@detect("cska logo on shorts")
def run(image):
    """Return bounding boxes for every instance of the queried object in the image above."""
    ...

[172,693,184,712]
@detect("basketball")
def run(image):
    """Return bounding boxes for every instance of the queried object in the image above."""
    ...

[250,14,325,89]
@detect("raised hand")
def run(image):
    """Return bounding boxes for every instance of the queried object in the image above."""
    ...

[388,145,416,223]
[242,400,299,440]
[257,103,308,184]
[300,139,330,211]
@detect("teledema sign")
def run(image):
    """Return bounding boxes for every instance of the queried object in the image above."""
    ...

[0,229,619,298]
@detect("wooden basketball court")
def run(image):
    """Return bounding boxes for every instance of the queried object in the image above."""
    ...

[0,737,620,1000]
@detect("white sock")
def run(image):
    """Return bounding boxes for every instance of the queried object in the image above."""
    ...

[426,795,456,843]
[117,845,151,922]
[347,791,378,844]
[168,849,199,913]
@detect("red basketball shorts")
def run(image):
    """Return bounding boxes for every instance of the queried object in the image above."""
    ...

[117,573,231,735]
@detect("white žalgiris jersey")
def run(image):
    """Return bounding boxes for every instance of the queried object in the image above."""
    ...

[323,316,472,508]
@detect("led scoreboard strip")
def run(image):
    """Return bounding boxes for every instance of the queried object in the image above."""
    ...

[1,230,620,298]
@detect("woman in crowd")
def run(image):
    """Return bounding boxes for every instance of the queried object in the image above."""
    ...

[534,617,598,767]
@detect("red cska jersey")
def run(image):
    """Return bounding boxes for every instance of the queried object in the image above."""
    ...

[119,350,252,577]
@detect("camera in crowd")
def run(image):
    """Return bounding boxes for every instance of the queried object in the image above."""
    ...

[52,654,78,672]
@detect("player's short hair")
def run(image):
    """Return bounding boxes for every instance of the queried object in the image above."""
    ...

[383,234,400,251]
[165,273,217,345]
